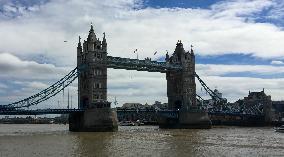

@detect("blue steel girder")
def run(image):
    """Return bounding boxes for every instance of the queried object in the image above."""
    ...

[195,72,225,102]
[1,67,81,109]
[0,109,85,115]
[106,56,182,73]
[1,54,263,117]
[207,102,264,116]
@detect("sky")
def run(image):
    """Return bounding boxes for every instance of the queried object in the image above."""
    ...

[0,0,284,109]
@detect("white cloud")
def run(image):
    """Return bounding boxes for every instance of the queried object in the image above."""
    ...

[211,0,273,18]
[266,0,284,20]
[1,0,284,107]
[271,60,284,65]
[0,83,8,89]
[0,0,283,65]
[14,81,49,90]
[197,64,284,76]
[197,76,284,102]
[0,53,69,80]
[0,53,77,106]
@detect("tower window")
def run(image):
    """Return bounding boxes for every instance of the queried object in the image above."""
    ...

[94,83,102,89]
[93,94,100,101]
[94,69,102,76]
[97,54,101,59]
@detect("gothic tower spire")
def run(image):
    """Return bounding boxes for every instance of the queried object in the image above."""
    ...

[102,32,107,51]
[87,24,96,42]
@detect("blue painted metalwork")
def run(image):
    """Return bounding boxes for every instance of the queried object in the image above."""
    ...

[157,110,179,119]
[0,109,85,115]
[195,72,224,102]
[194,73,264,116]
[0,66,85,109]
[107,56,182,73]
[0,55,263,117]
[116,109,263,119]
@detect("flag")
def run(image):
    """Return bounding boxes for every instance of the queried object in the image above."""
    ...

[154,51,157,55]
[134,49,137,53]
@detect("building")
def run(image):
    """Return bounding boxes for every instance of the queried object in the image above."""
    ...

[152,101,168,110]
[213,89,222,100]
[77,25,108,109]
[166,41,196,110]
[70,25,118,132]
[202,89,225,110]
[244,89,271,106]
[243,89,272,122]
[118,101,168,110]
[272,101,284,123]
[122,103,144,109]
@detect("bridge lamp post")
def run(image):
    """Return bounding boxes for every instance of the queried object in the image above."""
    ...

[114,96,118,108]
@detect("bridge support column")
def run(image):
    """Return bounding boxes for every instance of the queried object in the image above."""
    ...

[69,108,118,132]
[178,111,211,129]
[158,111,212,129]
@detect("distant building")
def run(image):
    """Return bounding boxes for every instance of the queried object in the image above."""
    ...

[202,89,225,109]
[152,101,168,110]
[244,89,271,106]
[213,89,222,99]
[122,103,143,109]
[272,101,284,122]
[243,89,272,122]
[118,101,168,110]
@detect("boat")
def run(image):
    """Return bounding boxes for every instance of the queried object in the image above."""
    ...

[275,125,284,133]
[135,120,144,126]
[119,121,135,126]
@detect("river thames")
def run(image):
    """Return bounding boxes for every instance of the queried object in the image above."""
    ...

[0,124,283,157]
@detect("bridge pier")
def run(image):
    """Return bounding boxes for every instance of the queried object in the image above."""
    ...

[158,110,212,129]
[69,108,118,132]
[178,111,212,129]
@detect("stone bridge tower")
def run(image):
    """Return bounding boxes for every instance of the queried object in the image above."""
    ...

[70,25,118,132]
[166,41,196,110]
[160,41,211,129]
[77,25,108,109]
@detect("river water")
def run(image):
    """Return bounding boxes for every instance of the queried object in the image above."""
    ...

[0,124,283,157]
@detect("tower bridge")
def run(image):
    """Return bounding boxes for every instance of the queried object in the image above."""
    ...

[72,25,211,131]
[0,25,265,131]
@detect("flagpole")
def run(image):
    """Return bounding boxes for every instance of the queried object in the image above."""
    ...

[134,49,138,60]
[137,51,138,60]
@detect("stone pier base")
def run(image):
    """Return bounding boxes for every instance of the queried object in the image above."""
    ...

[69,108,118,132]
[159,111,212,129]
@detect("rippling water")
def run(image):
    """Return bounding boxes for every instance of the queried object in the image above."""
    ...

[0,124,283,157]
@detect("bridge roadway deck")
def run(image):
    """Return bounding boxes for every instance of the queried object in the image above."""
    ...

[0,109,264,119]
[116,109,264,118]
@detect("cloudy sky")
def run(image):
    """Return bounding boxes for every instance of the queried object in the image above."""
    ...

[0,0,284,109]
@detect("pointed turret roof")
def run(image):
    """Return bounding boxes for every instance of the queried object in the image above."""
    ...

[102,32,106,43]
[174,40,185,60]
[87,24,96,42]
[77,36,82,48]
